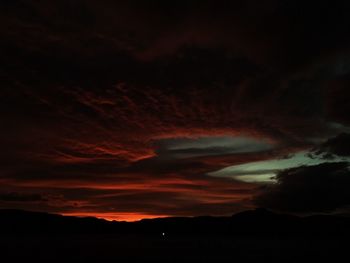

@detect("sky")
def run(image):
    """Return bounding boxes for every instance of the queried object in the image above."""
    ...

[1,0,350,221]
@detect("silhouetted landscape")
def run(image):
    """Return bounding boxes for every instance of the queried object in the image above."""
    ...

[1,209,349,262]
[2,1,350,262]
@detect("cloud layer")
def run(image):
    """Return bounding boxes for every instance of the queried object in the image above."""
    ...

[1,0,350,220]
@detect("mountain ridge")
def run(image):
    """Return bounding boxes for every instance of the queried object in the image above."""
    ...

[1,208,349,236]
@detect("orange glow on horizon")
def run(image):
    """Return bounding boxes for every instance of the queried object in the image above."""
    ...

[61,211,169,222]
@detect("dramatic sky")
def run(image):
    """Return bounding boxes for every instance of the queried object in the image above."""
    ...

[1,0,350,221]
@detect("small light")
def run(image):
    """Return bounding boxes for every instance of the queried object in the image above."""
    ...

[162,232,165,236]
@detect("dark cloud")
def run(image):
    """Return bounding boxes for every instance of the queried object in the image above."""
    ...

[0,192,46,202]
[254,162,350,213]
[311,133,350,158]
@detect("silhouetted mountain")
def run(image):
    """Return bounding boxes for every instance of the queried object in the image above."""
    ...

[2,209,350,262]
[1,208,350,237]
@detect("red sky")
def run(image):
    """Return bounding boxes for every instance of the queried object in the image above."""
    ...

[1,0,350,221]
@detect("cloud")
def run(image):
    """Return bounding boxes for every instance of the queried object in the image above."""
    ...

[311,133,350,158]
[254,162,350,213]
[0,192,47,202]
[154,136,275,159]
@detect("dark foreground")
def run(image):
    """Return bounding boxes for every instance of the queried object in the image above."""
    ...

[2,234,347,262]
[1,209,349,262]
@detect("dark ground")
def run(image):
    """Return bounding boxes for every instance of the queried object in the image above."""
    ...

[1,234,347,262]
[1,209,349,262]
